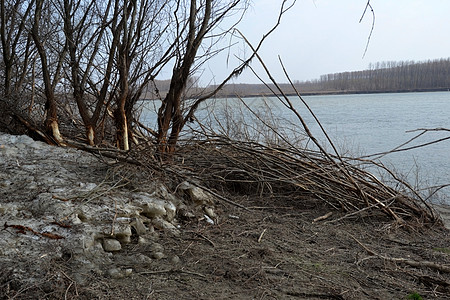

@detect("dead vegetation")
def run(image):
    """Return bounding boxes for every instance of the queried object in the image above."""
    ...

[120,133,440,228]
[2,126,450,299]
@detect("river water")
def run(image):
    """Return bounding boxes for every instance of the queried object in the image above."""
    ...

[140,91,450,202]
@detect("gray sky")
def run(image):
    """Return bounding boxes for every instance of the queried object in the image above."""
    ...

[198,0,450,85]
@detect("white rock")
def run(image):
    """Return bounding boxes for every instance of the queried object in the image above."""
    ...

[152,217,177,230]
[48,187,67,193]
[116,217,133,223]
[152,252,165,260]
[156,184,170,198]
[0,203,20,217]
[138,237,150,245]
[15,143,26,149]
[112,223,132,243]
[29,141,45,149]
[152,217,180,236]
[16,135,35,145]
[178,181,213,205]
[93,240,106,252]
[102,238,122,252]
[204,207,216,219]
[142,201,166,218]
[125,268,133,276]
[171,255,181,264]
[1,180,12,187]
[107,268,124,279]
[149,242,164,253]
[132,217,147,236]
[82,234,97,250]
[204,215,215,225]
[164,201,177,221]
[72,214,84,224]
[78,182,97,191]
[178,204,195,219]
[135,253,152,264]
[2,146,18,156]
[30,193,72,217]
[121,204,143,216]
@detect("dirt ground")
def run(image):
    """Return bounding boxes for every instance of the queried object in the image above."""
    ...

[2,192,450,300]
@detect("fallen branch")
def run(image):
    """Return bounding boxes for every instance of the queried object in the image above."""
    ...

[257,228,267,243]
[139,268,206,278]
[187,231,216,247]
[350,233,450,273]
[4,222,65,240]
[313,212,333,223]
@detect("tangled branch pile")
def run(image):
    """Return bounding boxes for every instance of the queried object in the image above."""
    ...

[131,135,441,226]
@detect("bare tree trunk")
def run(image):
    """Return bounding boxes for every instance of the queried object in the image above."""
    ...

[35,44,63,144]
[116,42,130,150]
[113,0,133,151]
[157,0,212,154]
[115,94,129,150]
[63,0,93,144]
[28,55,37,115]
[31,0,64,144]
[164,73,186,153]
[62,0,113,146]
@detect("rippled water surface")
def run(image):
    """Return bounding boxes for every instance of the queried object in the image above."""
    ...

[141,91,450,201]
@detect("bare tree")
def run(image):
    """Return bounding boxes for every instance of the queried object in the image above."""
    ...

[61,0,174,149]
[59,0,116,145]
[112,0,175,150]
[30,0,66,143]
[157,0,249,154]
[0,0,35,98]
[1,0,293,152]
[156,0,298,155]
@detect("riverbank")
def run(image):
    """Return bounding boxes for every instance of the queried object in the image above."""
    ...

[1,132,450,299]
[213,87,450,99]
[141,84,449,100]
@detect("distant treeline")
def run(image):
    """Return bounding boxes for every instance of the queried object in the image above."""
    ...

[146,58,450,99]
[205,58,450,97]
[309,58,450,93]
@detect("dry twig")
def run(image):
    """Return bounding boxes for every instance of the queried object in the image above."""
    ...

[350,234,450,273]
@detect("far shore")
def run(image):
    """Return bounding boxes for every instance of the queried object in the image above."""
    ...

[141,87,449,101]
[215,87,450,99]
